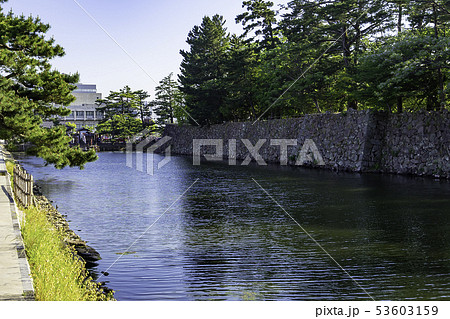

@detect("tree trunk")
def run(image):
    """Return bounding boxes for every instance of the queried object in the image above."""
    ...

[433,4,439,38]
[342,27,350,69]
[397,96,403,113]
[313,96,321,113]
[432,4,445,110]
[342,27,357,110]
[438,69,446,110]
[140,106,145,129]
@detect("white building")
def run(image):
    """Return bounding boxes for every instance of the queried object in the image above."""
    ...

[43,83,104,129]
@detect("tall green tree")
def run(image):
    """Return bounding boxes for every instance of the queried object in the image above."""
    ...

[179,15,230,125]
[236,0,280,50]
[96,114,143,141]
[280,0,394,111]
[234,0,286,119]
[354,0,450,112]
[175,0,449,120]
[0,0,96,168]
[151,73,184,127]
[406,0,450,110]
[96,86,137,120]
[95,86,153,139]
[221,35,260,121]
[134,89,152,128]
[357,32,450,112]
[407,0,450,33]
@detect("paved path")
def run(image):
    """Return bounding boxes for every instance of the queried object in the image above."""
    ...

[0,145,34,300]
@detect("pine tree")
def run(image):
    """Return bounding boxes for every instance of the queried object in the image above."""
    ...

[134,89,152,129]
[222,35,259,121]
[406,0,450,110]
[179,15,230,125]
[236,0,280,50]
[96,86,137,120]
[0,0,96,168]
[278,0,395,111]
[95,86,154,139]
[151,73,184,127]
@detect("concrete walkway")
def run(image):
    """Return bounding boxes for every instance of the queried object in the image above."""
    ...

[0,145,34,300]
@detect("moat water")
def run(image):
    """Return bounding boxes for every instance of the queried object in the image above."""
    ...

[18,152,450,300]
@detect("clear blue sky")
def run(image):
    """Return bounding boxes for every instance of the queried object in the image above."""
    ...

[4,0,287,98]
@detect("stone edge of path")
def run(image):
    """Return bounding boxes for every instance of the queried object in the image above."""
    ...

[0,144,35,301]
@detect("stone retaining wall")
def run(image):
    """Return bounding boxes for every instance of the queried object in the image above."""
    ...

[381,111,449,178]
[162,110,449,179]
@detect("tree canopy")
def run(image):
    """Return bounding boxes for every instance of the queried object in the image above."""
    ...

[179,15,230,125]
[0,0,96,168]
[95,86,155,140]
[177,0,450,126]
[150,73,187,128]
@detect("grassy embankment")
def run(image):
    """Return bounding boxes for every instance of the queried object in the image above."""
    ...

[6,159,114,301]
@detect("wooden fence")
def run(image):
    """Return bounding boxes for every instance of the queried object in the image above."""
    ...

[13,165,35,208]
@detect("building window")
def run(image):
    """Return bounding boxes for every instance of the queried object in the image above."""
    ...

[76,111,84,118]
[96,111,104,119]
[66,112,74,119]
[86,111,94,119]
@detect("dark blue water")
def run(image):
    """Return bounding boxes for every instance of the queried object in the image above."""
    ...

[18,152,450,300]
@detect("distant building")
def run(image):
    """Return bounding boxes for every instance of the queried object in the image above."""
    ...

[43,83,104,129]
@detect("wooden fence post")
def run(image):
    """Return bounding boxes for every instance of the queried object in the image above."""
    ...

[13,164,35,208]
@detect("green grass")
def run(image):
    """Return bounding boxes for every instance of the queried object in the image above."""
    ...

[5,159,15,175]
[8,160,113,300]
[22,206,115,301]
